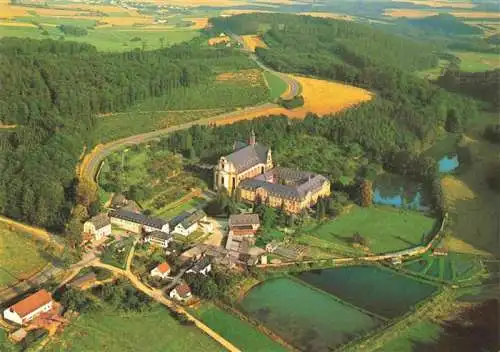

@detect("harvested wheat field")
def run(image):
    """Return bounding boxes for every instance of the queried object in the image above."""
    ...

[452,11,500,19]
[0,21,36,27]
[384,9,439,18]
[242,35,268,52]
[189,17,208,29]
[395,0,476,9]
[0,0,28,18]
[215,75,373,125]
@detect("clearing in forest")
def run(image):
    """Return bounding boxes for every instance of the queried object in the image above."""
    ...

[216,69,266,88]
[241,35,268,52]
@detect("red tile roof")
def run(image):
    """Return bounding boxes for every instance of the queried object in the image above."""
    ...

[174,283,191,297]
[10,290,52,318]
[156,262,170,274]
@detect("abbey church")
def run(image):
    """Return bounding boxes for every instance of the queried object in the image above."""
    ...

[214,131,331,214]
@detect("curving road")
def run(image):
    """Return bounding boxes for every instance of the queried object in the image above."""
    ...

[80,49,301,183]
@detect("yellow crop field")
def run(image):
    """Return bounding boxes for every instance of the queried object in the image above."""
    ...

[452,11,500,19]
[0,0,28,18]
[220,9,274,17]
[215,74,373,125]
[189,17,208,29]
[0,21,35,27]
[395,0,476,9]
[241,35,268,52]
[384,9,439,18]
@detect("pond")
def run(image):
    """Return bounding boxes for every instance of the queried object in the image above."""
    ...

[372,173,430,211]
[297,266,438,319]
[438,154,459,173]
[241,278,383,352]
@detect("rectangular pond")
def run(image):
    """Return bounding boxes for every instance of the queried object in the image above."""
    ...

[297,266,438,319]
[240,277,384,352]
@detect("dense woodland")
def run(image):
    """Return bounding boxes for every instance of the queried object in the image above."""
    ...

[0,37,258,230]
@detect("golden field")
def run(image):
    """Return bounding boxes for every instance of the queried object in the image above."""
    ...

[241,35,268,52]
[385,8,500,18]
[395,0,476,9]
[215,75,373,125]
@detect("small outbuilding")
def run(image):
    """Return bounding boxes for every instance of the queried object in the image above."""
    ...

[144,231,173,248]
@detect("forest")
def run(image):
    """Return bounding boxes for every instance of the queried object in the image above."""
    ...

[0,37,259,230]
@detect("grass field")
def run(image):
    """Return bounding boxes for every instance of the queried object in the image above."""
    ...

[402,252,484,283]
[44,305,223,352]
[384,8,500,19]
[453,51,500,72]
[394,0,476,9]
[300,206,436,254]
[263,71,288,100]
[440,112,500,257]
[0,224,49,288]
[192,303,287,352]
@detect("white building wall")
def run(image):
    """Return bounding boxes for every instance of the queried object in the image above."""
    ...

[3,309,22,325]
[110,218,141,233]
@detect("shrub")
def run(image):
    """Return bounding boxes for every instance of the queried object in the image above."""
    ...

[278,95,304,109]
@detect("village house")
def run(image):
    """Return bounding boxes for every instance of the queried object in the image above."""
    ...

[228,213,260,236]
[186,256,212,276]
[109,209,169,234]
[169,282,192,301]
[150,262,171,279]
[170,210,208,237]
[83,213,111,241]
[3,290,53,325]
[144,231,173,248]
[214,132,330,213]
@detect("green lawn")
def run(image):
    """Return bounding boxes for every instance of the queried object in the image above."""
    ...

[453,51,500,72]
[302,206,436,254]
[192,303,287,352]
[263,71,288,101]
[100,238,134,270]
[44,305,223,352]
[0,24,200,52]
[0,224,49,288]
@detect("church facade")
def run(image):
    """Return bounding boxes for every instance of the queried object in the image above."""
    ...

[214,131,331,214]
[213,130,273,193]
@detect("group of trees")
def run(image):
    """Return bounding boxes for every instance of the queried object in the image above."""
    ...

[0,37,253,231]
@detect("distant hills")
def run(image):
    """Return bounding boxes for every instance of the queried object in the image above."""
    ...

[396,14,483,36]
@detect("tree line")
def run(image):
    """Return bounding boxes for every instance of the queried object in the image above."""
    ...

[0,37,259,231]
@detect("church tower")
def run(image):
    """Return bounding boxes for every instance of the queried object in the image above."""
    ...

[249,129,256,146]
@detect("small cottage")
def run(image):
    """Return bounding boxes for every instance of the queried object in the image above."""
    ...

[169,282,192,301]
[171,210,208,237]
[228,213,260,236]
[150,262,171,279]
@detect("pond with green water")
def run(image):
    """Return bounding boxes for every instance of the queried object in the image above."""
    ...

[240,277,383,352]
[298,266,438,319]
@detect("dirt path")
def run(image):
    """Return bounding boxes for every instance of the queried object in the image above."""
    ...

[0,215,63,251]
[92,261,240,352]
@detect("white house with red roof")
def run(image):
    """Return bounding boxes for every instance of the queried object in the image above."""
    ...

[169,282,192,301]
[150,262,171,279]
[3,289,53,325]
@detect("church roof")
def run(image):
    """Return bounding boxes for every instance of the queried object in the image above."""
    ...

[239,167,329,200]
[225,142,269,173]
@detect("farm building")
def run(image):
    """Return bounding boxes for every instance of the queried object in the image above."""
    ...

[150,262,171,279]
[109,209,169,234]
[83,213,111,241]
[228,213,260,236]
[3,290,53,325]
[170,210,208,236]
[144,231,174,248]
[169,282,192,301]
